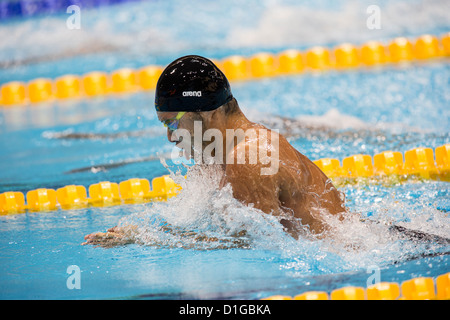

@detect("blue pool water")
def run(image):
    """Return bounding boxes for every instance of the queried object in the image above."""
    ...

[0,0,449,299]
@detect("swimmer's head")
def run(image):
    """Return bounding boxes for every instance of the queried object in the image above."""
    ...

[155,55,233,113]
[156,55,244,161]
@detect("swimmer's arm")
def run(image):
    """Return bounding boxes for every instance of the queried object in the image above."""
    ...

[83,224,248,249]
[82,224,193,248]
[82,225,137,248]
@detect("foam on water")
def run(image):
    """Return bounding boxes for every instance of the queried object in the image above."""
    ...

[247,107,431,134]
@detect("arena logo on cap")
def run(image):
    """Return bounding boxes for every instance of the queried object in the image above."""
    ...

[182,91,202,97]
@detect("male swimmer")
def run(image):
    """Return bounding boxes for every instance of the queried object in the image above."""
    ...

[83,55,347,246]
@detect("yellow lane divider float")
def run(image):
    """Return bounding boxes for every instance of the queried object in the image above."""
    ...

[262,272,450,300]
[0,144,448,215]
[314,144,450,185]
[1,33,450,107]
[0,175,181,215]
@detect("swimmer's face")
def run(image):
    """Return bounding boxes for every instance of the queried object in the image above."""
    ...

[157,111,201,157]
[157,112,180,142]
[158,111,196,138]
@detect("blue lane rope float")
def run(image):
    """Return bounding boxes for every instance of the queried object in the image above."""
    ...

[0,0,146,20]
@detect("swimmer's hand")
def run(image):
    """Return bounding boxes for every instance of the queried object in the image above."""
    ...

[82,225,250,249]
[82,226,136,248]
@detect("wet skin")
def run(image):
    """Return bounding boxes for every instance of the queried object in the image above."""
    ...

[83,103,347,245]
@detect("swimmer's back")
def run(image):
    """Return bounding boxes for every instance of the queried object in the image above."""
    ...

[276,133,346,233]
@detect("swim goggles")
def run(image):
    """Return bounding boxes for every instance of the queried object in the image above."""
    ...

[162,112,186,131]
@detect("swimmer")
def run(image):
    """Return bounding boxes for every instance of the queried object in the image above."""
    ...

[83,55,450,252]
[83,55,347,246]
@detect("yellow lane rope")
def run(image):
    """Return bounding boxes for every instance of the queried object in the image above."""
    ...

[262,272,450,300]
[0,144,448,214]
[1,34,449,107]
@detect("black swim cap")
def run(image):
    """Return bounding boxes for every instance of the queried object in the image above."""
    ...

[155,55,233,112]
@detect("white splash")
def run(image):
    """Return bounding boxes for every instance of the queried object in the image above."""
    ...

[116,162,449,275]
[118,165,291,250]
